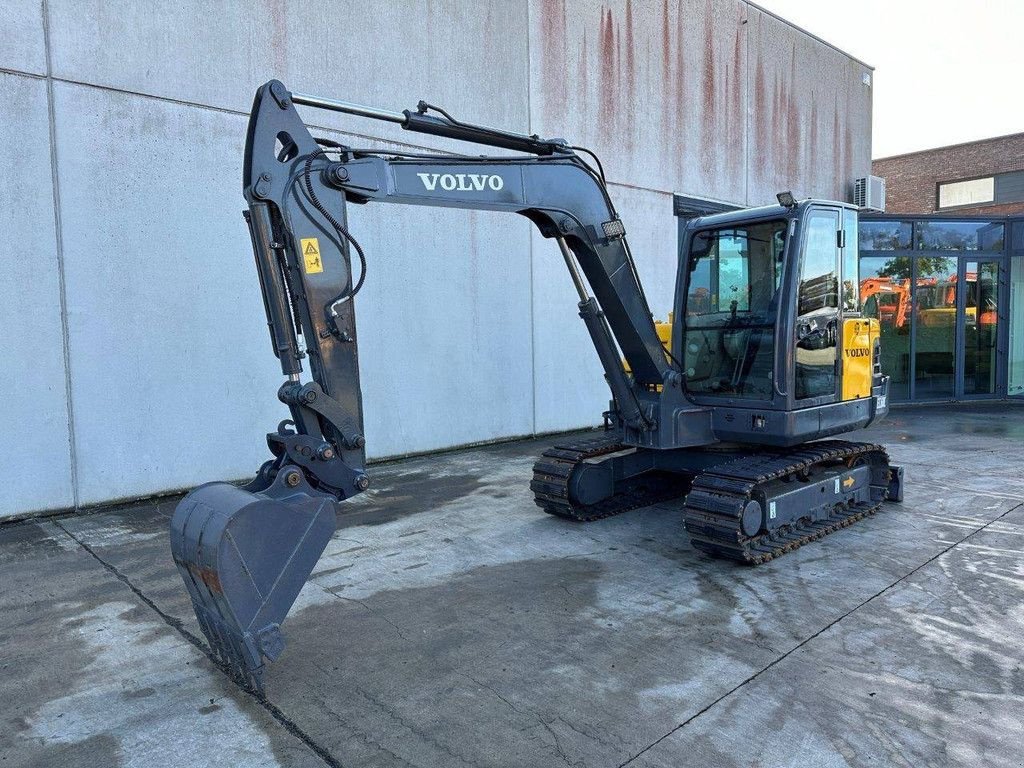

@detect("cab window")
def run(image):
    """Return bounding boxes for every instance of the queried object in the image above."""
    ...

[682,220,786,400]
[795,210,840,399]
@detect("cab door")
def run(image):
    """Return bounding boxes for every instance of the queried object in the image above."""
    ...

[794,208,841,402]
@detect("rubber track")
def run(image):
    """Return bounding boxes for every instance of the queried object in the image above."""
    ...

[682,439,891,564]
[530,434,686,521]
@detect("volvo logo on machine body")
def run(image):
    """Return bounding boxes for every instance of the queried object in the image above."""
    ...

[416,172,505,192]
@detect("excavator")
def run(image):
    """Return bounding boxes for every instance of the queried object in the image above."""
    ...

[861,277,911,331]
[170,80,904,689]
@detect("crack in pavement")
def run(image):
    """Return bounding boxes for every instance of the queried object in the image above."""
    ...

[615,501,1024,768]
[332,594,410,641]
[52,520,345,768]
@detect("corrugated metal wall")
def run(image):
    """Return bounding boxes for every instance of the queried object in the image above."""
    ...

[0,0,872,519]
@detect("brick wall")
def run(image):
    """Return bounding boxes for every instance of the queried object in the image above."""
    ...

[873,133,1024,215]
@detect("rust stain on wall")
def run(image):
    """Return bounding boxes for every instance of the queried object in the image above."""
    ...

[599,6,617,144]
[674,0,688,180]
[753,51,767,188]
[700,3,718,170]
[659,0,675,154]
[720,1,745,185]
[726,2,744,183]
[833,96,843,196]
[771,73,782,181]
[786,43,800,183]
[624,0,636,91]
[267,0,288,79]
[623,0,637,151]
[538,0,569,127]
[526,0,864,204]
[661,0,672,88]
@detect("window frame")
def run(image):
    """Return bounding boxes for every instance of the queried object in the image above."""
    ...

[794,208,842,401]
[675,216,791,408]
[936,174,996,211]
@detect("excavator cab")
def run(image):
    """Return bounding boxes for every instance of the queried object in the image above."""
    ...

[675,201,887,445]
[170,81,902,690]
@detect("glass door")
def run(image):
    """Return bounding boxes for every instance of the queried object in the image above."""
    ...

[962,260,1001,397]
[912,256,1003,399]
[1010,241,1024,397]
[913,256,958,399]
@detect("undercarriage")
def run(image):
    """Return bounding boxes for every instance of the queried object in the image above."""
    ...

[531,433,904,563]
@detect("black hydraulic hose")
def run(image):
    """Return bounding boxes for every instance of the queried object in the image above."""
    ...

[569,145,607,184]
[300,150,368,318]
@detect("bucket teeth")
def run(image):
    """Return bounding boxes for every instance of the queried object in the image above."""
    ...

[169,480,336,690]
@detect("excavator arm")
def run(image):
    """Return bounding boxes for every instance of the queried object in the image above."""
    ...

[170,80,678,688]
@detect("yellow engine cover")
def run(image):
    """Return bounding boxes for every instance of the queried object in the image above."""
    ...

[654,313,673,348]
[624,312,673,376]
[842,317,878,400]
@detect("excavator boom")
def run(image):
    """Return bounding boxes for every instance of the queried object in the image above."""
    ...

[170,80,697,687]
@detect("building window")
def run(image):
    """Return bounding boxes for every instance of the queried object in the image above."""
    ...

[860,220,912,251]
[938,177,994,209]
[915,220,1004,251]
[860,215,1024,402]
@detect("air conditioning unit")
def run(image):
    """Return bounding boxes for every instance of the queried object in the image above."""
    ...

[853,175,886,212]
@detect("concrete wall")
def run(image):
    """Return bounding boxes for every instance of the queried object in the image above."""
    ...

[1,0,873,518]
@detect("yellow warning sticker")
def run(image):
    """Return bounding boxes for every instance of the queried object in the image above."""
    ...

[300,237,323,274]
[842,475,855,489]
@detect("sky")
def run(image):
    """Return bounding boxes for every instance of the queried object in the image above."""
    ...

[753,0,1024,158]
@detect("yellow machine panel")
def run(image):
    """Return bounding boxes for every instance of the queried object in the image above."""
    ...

[624,312,673,375]
[655,312,673,348]
[842,317,878,400]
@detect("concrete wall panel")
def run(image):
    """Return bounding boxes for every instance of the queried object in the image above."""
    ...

[348,205,535,459]
[530,0,749,204]
[52,82,534,504]
[532,183,677,433]
[0,73,74,518]
[0,0,47,75]
[52,83,283,505]
[608,184,681,318]
[46,0,530,138]
[530,227,608,433]
[745,7,873,205]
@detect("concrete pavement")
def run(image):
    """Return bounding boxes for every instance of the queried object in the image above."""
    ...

[2,403,1023,767]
